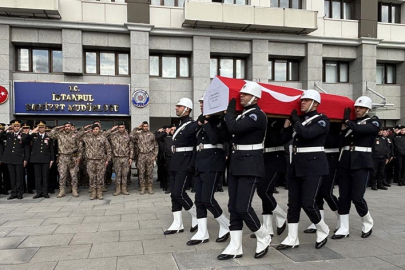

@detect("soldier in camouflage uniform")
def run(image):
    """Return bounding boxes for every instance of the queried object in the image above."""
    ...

[130,121,158,195]
[49,122,81,198]
[76,124,112,200]
[104,122,134,196]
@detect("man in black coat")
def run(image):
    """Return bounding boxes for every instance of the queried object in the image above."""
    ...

[0,123,10,195]
[392,125,405,186]
[187,95,230,246]
[277,90,330,251]
[0,120,30,200]
[218,82,270,260]
[370,128,389,190]
[164,98,199,235]
[27,121,55,199]
[22,122,35,194]
[332,96,379,240]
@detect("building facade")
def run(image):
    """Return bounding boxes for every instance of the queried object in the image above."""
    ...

[0,0,404,129]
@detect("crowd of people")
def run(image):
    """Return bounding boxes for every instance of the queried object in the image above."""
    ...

[0,82,403,260]
[0,120,157,200]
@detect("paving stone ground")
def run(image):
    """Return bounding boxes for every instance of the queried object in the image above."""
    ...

[0,176,405,270]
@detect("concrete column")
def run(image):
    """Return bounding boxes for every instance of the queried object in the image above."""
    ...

[62,29,83,74]
[130,30,150,128]
[251,39,268,83]
[301,42,323,90]
[351,40,377,100]
[192,36,210,119]
[0,25,13,122]
[398,62,405,120]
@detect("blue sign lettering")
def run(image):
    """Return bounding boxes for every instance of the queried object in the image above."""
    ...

[14,82,130,116]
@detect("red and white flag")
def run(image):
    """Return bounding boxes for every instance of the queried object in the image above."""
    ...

[0,86,8,105]
[204,76,355,120]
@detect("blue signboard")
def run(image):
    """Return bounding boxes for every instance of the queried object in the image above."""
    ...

[14,82,130,116]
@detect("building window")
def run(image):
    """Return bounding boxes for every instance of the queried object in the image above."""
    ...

[210,57,246,79]
[149,55,190,78]
[16,48,62,73]
[268,59,299,81]
[271,0,302,9]
[323,61,349,83]
[151,0,185,7]
[377,63,396,84]
[324,0,353,20]
[84,51,129,76]
[223,0,247,4]
[378,2,401,23]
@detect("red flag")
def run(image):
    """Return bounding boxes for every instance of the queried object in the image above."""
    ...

[0,86,8,105]
[213,76,355,120]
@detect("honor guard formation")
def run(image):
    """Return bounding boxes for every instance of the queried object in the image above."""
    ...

[0,82,401,260]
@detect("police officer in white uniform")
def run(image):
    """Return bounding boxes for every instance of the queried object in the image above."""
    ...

[277,90,330,250]
[332,96,379,239]
[218,82,270,260]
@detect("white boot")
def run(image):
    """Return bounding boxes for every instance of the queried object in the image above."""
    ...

[263,214,274,236]
[164,211,184,235]
[334,210,340,232]
[332,214,349,239]
[217,230,243,260]
[215,214,230,242]
[315,219,329,249]
[305,210,324,233]
[254,226,271,258]
[277,223,299,250]
[273,204,287,235]
[361,212,373,238]
[187,218,209,245]
[187,205,198,232]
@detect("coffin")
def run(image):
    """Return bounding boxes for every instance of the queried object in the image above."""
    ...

[203,76,355,120]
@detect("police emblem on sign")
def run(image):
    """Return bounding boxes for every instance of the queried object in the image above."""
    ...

[132,89,150,108]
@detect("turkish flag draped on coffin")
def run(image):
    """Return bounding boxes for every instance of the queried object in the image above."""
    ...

[203,76,355,120]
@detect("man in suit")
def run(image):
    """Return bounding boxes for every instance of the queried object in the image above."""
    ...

[0,120,30,200]
[27,121,55,199]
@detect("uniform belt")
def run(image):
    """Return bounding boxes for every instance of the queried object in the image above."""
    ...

[264,146,285,153]
[342,146,372,152]
[324,148,340,153]
[196,144,223,151]
[295,147,324,153]
[233,143,263,151]
[171,146,194,153]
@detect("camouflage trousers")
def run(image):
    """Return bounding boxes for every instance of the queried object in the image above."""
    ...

[79,159,89,187]
[113,157,130,186]
[137,153,155,185]
[87,159,106,189]
[58,155,79,189]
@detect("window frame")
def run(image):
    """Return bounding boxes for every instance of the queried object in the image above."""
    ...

[150,0,186,7]
[378,2,401,23]
[376,63,396,85]
[324,0,353,20]
[149,54,191,78]
[268,59,300,81]
[271,0,302,9]
[16,47,63,74]
[210,56,247,79]
[84,50,130,76]
[323,60,350,83]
